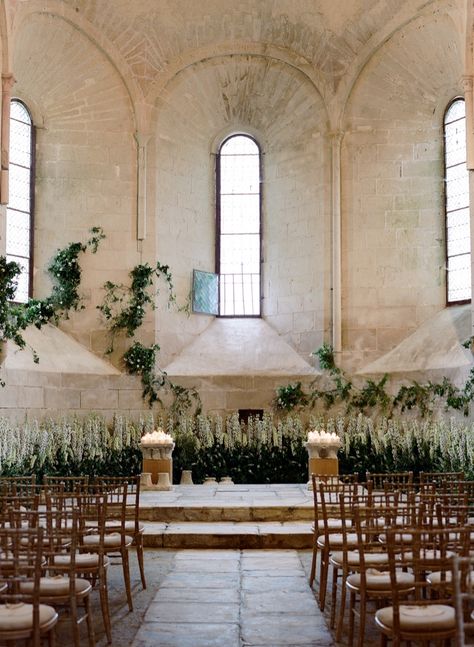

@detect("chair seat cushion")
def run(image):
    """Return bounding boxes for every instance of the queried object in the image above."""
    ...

[315,519,343,531]
[54,553,110,568]
[0,602,57,631]
[20,576,91,597]
[347,569,415,591]
[83,533,133,548]
[331,550,389,567]
[317,533,358,548]
[376,604,455,632]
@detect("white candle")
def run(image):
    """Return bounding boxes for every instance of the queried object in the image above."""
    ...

[141,429,174,445]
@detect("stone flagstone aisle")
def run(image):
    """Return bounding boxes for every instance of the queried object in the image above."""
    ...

[132,549,334,647]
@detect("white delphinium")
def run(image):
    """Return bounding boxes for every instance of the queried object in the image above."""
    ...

[214,415,224,445]
[112,414,124,452]
[246,415,255,447]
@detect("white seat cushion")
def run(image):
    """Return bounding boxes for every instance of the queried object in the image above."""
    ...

[0,602,57,631]
[316,519,343,530]
[347,569,415,591]
[331,550,389,567]
[376,604,455,632]
[83,533,133,548]
[54,553,110,568]
[20,575,91,596]
[317,533,358,547]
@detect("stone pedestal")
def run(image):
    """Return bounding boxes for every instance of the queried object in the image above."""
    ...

[141,442,174,490]
[305,440,341,489]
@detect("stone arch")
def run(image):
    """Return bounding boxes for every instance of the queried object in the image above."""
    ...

[151,53,331,366]
[10,0,143,128]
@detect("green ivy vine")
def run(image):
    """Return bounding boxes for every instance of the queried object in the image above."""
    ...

[274,343,474,418]
[0,227,105,378]
[98,264,201,416]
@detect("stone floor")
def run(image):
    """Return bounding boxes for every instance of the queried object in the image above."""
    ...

[50,485,384,646]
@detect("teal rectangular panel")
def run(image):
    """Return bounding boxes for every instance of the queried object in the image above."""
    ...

[192,270,218,315]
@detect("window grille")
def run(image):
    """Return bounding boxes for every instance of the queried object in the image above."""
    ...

[444,98,471,304]
[217,135,261,316]
[6,100,34,303]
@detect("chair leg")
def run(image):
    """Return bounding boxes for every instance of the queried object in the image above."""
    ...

[319,547,329,611]
[357,591,366,647]
[330,566,339,628]
[336,570,347,642]
[99,570,112,644]
[122,547,133,612]
[71,596,80,647]
[309,542,317,587]
[348,591,356,647]
[84,594,96,647]
[136,533,146,589]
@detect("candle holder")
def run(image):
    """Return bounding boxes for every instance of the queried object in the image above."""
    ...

[140,429,175,490]
[305,429,342,489]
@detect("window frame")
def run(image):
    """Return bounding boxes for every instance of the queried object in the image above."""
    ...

[215,133,263,318]
[444,96,471,306]
[6,98,35,303]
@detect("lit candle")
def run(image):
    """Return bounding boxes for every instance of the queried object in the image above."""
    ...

[141,429,174,445]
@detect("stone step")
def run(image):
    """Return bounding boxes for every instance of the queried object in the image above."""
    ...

[143,521,313,549]
[139,505,313,523]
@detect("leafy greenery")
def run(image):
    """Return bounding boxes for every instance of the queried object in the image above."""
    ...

[274,343,474,419]
[98,261,175,354]
[274,382,308,411]
[0,227,105,382]
[98,263,200,415]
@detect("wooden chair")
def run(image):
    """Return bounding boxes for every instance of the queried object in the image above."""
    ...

[452,554,474,646]
[316,480,360,614]
[375,525,469,647]
[419,471,464,487]
[95,475,146,589]
[0,475,37,496]
[86,480,134,612]
[0,526,58,647]
[46,490,112,644]
[343,503,415,647]
[12,507,96,647]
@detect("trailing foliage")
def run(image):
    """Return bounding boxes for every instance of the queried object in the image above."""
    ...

[98,261,175,354]
[274,343,474,418]
[0,227,105,381]
[98,262,200,416]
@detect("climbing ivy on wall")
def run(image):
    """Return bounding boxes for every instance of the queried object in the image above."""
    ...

[98,263,201,415]
[0,227,105,381]
[274,343,474,418]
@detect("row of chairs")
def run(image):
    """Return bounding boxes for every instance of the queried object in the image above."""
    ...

[309,470,474,647]
[0,474,146,646]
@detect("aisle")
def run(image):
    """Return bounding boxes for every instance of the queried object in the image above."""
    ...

[132,549,334,647]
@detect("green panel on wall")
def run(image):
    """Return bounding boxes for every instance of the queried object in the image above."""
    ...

[192,270,218,315]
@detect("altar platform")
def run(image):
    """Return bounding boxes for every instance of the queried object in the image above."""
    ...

[139,483,314,549]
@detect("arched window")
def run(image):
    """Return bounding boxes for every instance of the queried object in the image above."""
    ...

[444,98,471,304]
[216,134,261,316]
[6,99,34,303]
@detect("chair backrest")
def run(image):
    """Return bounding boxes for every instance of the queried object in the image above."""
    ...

[0,475,36,496]
[366,471,413,492]
[419,471,464,486]
[43,475,89,493]
[95,475,141,532]
[0,526,50,647]
[387,524,469,632]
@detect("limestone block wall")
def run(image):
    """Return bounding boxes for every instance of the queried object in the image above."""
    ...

[340,11,464,369]
[12,12,138,355]
[153,54,330,366]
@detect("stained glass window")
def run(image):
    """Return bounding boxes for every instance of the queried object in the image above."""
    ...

[444,98,471,304]
[217,135,261,316]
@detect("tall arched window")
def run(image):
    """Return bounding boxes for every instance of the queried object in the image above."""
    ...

[444,98,471,304]
[216,134,261,316]
[6,99,34,303]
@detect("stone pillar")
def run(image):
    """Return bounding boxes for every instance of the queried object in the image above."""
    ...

[330,131,343,354]
[0,73,14,206]
[135,131,151,242]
